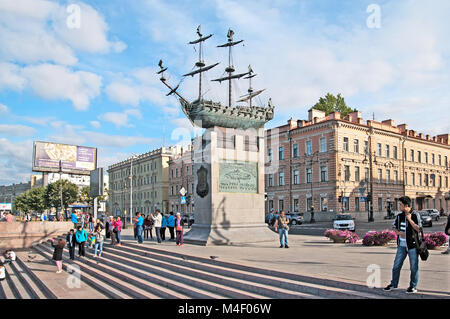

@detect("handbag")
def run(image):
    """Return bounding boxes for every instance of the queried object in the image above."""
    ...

[413,228,429,261]
[176,225,182,231]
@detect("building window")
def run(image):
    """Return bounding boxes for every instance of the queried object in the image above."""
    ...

[293,170,299,185]
[306,168,312,183]
[364,141,369,154]
[377,143,382,156]
[279,199,284,212]
[186,166,189,176]
[355,166,360,182]
[393,146,398,159]
[343,197,349,211]
[279,172,285,186]
[445,156,448,167]
[431,174,435,187]
[268,174,274,187]
[410,149,414,162]
[320,138,327,153]
[293,199,299,212]
[439,175,442,188]
[343,137,349,152]
[411,173,414,186]
[355,197,360,212]
[307,197,312,211]
[268,148,273,162]
[268,200,274,212]
[424,174,429,186]
[385,145,390,158]
[394,170,398,184]
[354,139,359,153]
[279,147,284,160]
[446,176,448,188]
[439,154,442,166]
[320,166,328,182]
[432,153,435,165]
[306,141,312,155]
[419,173,422,186]
[418,151,421,163]
[321,197,328,212]
[344,165,350,181]
[293,144,299,158]
[378,169,382,183]
[386,170,390,183]
[365,167,369,182]
[425,152,428,164]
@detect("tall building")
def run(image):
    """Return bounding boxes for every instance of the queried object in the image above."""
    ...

[108,146,183,216]
[0,182,31,204]
[168,145,194,214]
[265,109,450,220]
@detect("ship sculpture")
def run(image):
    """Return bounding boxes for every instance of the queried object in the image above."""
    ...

[157,26,274,130]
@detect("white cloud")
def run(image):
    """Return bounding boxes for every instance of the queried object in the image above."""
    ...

[0,63,26,91]
[0,124,36,137]
[90,121,101,129]
[98,109,142,128]
[0,103,8,113]
[21,64,102,111]
[81,131,154,148]
[0,138,33,185]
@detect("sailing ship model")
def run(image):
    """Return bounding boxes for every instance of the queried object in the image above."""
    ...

[157,26,274,130]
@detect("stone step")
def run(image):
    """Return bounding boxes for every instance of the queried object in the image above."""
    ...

[1,257,30,299]
[32,245,129,299]
[7,257,42,299]
[121,241,432,299]
[97,245,267,299]
[38,242,184,299]
[102,243,318,299]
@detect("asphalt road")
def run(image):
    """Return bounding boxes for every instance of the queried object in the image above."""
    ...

[287,218,448,238]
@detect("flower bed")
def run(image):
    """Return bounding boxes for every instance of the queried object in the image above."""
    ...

[424,232,448,250]
[324,229,359,244]
[362,230,397,246]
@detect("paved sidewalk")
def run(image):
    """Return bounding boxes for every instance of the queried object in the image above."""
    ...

[120,228,450,297]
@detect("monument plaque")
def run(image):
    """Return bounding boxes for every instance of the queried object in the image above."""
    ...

[219,160,258,194]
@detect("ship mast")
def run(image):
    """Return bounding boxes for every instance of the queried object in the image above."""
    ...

[184,25,219,102]
[213,29,248,108]
[237,65,265,108]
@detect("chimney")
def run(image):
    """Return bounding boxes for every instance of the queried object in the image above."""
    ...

[432,136,437,142]
[287,118,297,130]
[418,133,423,138]
[313,117,319,124]
[426,134,430,140]
[308,108,326,122]
[382,119,394,127]
[348,111,362,123]
[297,120,306,127]
[329,112,341,120]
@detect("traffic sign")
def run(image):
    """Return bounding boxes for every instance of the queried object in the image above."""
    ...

[181,196,186,204]
[179,187,186,196]
[360,197,366,202]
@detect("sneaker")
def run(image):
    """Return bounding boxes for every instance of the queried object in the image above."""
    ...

[383,284,398,291]
[406,287,417,294]
[56,270,62,274]
[441,251,449,255]
[279,245,284,248]
[285,245,289,248]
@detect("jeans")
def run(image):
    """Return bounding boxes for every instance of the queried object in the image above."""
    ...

[68,246,75,260]
[116,231,121,244]
[136,225,143,243]
[390,246,419,288]
[94,241,104,256]
[89,222,94,232]
[160,227,166,240]
[279,228,288,246]
[78,242,85,256]
[155,227,161,243]
[169,227,175,240]
[176,230,183,245]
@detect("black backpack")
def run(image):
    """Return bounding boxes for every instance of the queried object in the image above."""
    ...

[413,228,429,261]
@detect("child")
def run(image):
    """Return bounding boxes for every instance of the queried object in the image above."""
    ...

[50,238,65,274]
[0,262,5,281]
[4,250,16,263]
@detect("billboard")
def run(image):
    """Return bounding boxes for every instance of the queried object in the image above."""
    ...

[33,141,97,175]
[90,168,104,197]
[0,203,12,210]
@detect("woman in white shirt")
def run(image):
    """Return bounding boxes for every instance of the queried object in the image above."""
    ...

[0,262,5,281]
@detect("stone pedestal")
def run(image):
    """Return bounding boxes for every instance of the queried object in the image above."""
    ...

[184,126,276,245]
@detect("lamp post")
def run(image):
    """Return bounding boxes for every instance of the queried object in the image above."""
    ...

[129,154,138,227]
[59,160,64,221]
[363,151,377,222]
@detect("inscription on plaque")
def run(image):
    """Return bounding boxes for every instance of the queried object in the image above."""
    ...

[219,160,258,193]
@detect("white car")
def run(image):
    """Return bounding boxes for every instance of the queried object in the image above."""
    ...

[423,209,440,221]
[333,214,356,231]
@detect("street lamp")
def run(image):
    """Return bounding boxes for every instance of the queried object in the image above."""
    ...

[363,151,377,222]
[58,160,64,220]
[129,154,138,227]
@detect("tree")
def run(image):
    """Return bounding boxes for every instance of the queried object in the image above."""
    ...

[312,93,357,118]
[44,180,79,212]
[13,187,46,214]
[79,186,93,206]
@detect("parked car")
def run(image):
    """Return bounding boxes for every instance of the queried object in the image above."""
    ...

[333,214,356,231]
[422,209,440,221]
[418,211,433,227]
[286,213,303,225]
[182,214,194,227]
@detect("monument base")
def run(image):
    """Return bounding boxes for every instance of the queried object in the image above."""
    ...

[184,223,277,246]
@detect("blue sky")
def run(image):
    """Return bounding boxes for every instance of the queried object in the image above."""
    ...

[0,0,449,185]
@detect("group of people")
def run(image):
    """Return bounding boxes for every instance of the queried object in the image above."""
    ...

[0,250,17,281]
[133,210,185,246]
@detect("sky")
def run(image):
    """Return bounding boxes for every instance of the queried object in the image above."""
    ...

[0,0,449,185]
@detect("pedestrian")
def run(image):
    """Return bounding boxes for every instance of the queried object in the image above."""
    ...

[50,238,65,274]
[25,213,31,222]
[384,196,422,294]
[75,226,88,257]
[40,211,47,222]
[114,216,122,246]
[133,213,139,240]
[143,215,152,240]
[88,214,94,232]
[66,229,76,260]
[5,212,14,222]
[160,214,167,241]
[3,250,16,263]
[84,213,89,229]
[0,262,5,282]
[151,210,162,243]
[93,226,105,258]
[96,218,104,231]
[80,212,85,228]
[442,213,450,255]
[71,211,78,228]
[175,213,184,246]
[168,211,175,241]
[136,212,144,244]
[105,217,111,239]
[274,210,289,248]
[440,207,445,217]
[109,217,116,245]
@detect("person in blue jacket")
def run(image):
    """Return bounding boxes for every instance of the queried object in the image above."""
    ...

[75,226,88,257]
[71,212,78,228]
[167,212,175,241]
[136,212,144,244]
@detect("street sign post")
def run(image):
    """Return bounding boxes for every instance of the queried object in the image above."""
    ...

[181,196,186,204]
[179,187,186,196]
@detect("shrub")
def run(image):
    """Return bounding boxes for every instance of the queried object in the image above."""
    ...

[324,229,359,244]
[362,230,397,246]
[424,232,448,249]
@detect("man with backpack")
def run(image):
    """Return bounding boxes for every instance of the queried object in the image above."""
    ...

[384,196,422,294]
